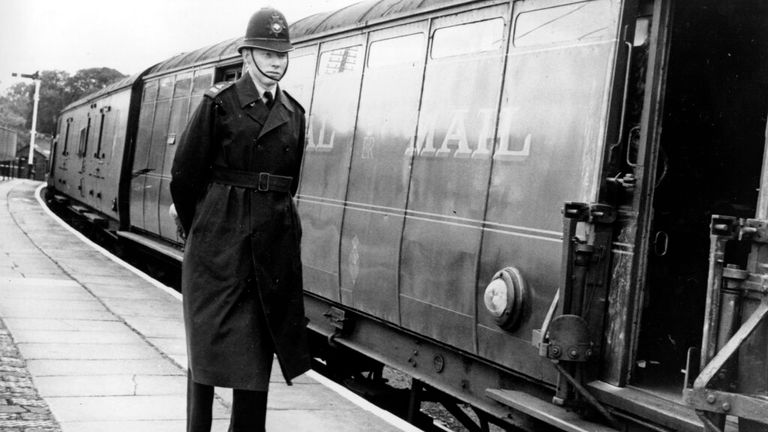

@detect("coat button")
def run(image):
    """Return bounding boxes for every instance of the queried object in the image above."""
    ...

[284,146,289,152]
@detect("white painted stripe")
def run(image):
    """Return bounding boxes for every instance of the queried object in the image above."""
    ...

[299,197,562,242]
[297,194,561,236]
[35,184,423,432]
[306,370,425,432]
[34,184,182,301]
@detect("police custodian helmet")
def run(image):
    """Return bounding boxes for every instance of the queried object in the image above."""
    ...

[237,7,294,53]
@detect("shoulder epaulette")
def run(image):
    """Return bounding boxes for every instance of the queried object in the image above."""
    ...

[281,90,305,113]
[204,81,234,99]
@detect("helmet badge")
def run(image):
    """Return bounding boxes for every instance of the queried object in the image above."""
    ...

[267,13,286,36]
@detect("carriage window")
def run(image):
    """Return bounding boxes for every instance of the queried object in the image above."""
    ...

[368,33,425,68]
[320,46,361,74]
[158,76,174,100]
[431,18,504,59]
[174,74,192,97]
[78,118,90,157]
[280,53,317,108]
[142,81,158,103]
[192,70,213,95]
[514,0,612,47]
[218,65,243,83]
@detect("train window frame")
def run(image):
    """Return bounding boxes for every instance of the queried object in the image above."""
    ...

[367,33,426,69]
[279,45,318,110]
[430,18,505,59]
[63,118,72,156]
[513,0,613,48]
[94,109,106,160]
[157,76,174,100]
[143,81,158,103]
[173,72,192,98]
[192,69,213,95]
[216,63,243,83]
[166,71,194,148]
[78,116,91,158]
[319,45,363,75]
[93,106,112,160]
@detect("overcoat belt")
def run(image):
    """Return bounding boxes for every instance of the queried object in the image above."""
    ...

[170,76,310,390]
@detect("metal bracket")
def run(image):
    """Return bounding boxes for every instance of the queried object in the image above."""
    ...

[708,214,768,243]
[684,299,768,422]
[323,306,351,346]
[542,314,593,362]
[710,214,739,238]
[741,218,768,243]
[563,202,617,224]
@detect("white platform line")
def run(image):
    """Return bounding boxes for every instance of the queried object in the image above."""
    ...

[34,184,182,302]
[35,184,423,432]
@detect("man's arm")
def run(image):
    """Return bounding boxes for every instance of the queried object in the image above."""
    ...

[170,97,216,234]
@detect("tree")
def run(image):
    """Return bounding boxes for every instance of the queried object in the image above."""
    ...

[0,67,126,136]
[67,67,126,102]
[0,82,33,129]
[37,70,72,135]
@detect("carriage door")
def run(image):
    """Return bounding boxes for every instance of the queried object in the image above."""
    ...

[485,0,642,386]
[298,35,365,302]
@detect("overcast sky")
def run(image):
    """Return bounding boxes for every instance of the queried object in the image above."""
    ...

[0,0,363,92]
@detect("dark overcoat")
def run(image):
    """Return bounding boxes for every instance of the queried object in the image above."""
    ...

[170,76,311,390]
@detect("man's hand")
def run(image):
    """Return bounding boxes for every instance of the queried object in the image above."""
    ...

[169,203,186,240]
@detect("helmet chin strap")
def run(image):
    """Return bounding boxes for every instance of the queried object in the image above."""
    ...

[249,50,288,83]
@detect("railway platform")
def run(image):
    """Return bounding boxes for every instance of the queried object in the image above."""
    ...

[0,179,422,432]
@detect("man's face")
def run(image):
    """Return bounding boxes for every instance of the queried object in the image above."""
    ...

[244,48,288,86]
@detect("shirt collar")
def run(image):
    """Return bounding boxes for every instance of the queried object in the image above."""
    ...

[234,75,292,112]
[234,76,279,107]
[252,80,277,102]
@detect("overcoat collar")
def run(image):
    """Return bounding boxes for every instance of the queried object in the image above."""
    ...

[234,76,294,138]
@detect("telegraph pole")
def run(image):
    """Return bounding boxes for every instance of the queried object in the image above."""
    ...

[12,71,41,179]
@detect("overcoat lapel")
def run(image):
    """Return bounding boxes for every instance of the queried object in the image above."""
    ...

[234,76,269,126]
[257,89,293,140]
[243,103,268,126]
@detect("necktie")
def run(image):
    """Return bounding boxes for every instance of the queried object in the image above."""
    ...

[263,91,273,109]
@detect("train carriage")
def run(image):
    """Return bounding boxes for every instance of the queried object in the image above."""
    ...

[48,0,768,430]
[50,74,143,225]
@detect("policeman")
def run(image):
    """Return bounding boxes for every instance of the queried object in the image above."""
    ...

[170,7,310,432]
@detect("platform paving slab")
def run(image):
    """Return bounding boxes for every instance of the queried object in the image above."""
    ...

[26,359,184,377]
[1,179,419,432]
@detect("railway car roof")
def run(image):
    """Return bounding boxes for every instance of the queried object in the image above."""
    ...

[146,0,464,78]
[62,73,143,112]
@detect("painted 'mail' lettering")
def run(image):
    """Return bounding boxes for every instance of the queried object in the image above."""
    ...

[437,109,471,158]
[472,109,495,159]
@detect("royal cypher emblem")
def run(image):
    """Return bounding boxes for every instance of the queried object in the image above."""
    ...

[268,13,286,36]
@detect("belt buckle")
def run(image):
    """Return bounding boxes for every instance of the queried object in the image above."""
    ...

[257,172,270,192]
